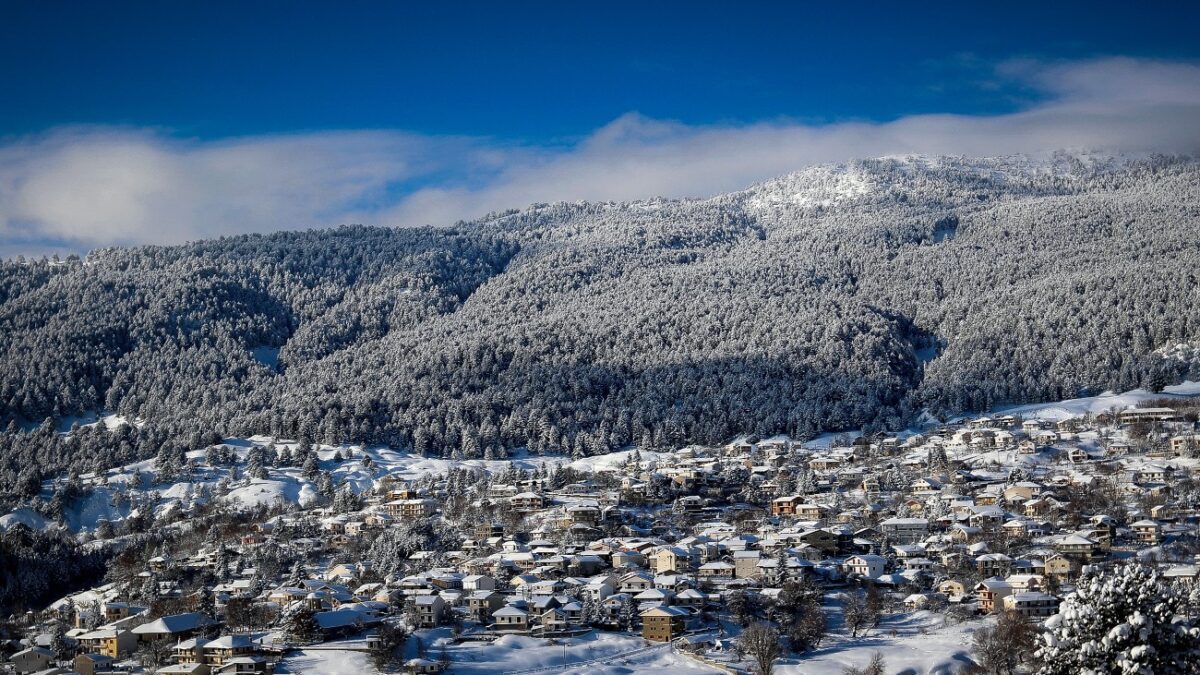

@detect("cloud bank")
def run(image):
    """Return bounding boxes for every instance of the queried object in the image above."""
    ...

[3,57,1200,257]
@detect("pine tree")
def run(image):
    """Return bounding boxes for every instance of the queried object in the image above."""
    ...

[282,604,322,645]
[50,620,73,660]
[197,587,220,638]
[1036,564,1200,675]
[302,454,320,481]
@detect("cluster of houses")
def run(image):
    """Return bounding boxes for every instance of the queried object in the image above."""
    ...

[6,403,1200,674]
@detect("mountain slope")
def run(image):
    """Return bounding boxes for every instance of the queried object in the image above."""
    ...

[1,152,1198,487]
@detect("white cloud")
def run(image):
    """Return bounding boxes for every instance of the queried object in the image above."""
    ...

[2,57,1200,257]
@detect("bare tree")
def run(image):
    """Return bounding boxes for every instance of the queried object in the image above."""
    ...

[842,592,873,638]
[842,652,886,675]
[972,610,1036,675]
[738,622,783,675]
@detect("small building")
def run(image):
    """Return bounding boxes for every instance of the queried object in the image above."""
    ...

[131,612,212,643]
[879,518,929,544]
[641,606,689,642]
[845,554,886,579]
[697,561,735,580]
[410,595,446,628]
[1055,535,1098,560]
[1003,591,1060,619]
[76,627,137,658]
[73,653,115,675]
[492,605,530,633]
[10,647,54,674]
[511,492,546,512]
[383,499,437,519]
[733,550,761,579]
[1130,520,1162,545]
[975,579,1013,614]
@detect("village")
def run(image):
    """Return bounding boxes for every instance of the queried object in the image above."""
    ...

[4,390,1200,675]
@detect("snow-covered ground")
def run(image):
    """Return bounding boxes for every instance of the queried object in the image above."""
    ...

[273,631,721,675]
[775,611,982,675]
[277,647,376,675]
[420,631,717,675]
[990,381,1200,422]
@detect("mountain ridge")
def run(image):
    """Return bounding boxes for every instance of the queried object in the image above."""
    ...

[0,152,1198,492]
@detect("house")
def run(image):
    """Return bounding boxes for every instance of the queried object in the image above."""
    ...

[968,506,1006,530]
[1003,592,1060,619]
[204,635,256,666]
[1044,553,1080,582]
[492,605,530,633]
[793,503,827,520]
[1171,434,1200,456]
[79,601,138,627]
[975,579,1013,614]
[1164,565,1200,585]
[174,637,209,665]
[76,626,135,657]
[911,478,943,495]
[410,596,446,627]
[975,553,1013,577]
[845,555,886,579]
[157,662,211,674]
[675,588,706,607]
[697,561,735,579]
[461,575,496,592]
[796,529,839,554]
[893,545,928,563]
[1055,535,1098,560]
[904,593,937,610]
[879,518,929,544]
[10,646,54,673]
[1138,465,1174,484]
[937,580,968,599]
[771,496,804,517]
[1005,574,1045,592]
[383,499,437,518]
[618,571,654,593]
[539,607,571,634]
[1004,482,1043,503]
[1119,407,1178,424]
[73,653,115,675]
[466,591,505,622]
[511,492,545,512]
[809,457,841,471]
[641,606,689,642]
[652,547,692,574]
[215,656,273,673]
[1130,520,1162,544]
[131,612,212,643]
[733,550,761,579]
[568,505,602,525]
[1023,498,1058,518]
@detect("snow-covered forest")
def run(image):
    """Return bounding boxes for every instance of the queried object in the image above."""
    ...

[2,153,1199,493]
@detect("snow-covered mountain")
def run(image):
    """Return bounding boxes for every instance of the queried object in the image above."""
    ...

[1,152,1199,490]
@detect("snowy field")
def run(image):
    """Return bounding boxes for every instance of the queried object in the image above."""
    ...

[274,632,722,674]
[271,613,985,675]
[436,632,717,675]
[774,611,982,675]
[991,381,1200,422]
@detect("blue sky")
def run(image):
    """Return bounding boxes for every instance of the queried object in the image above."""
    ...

[2,2,1200,256]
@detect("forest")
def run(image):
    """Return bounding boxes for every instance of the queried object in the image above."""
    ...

[1,152,1198,495]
